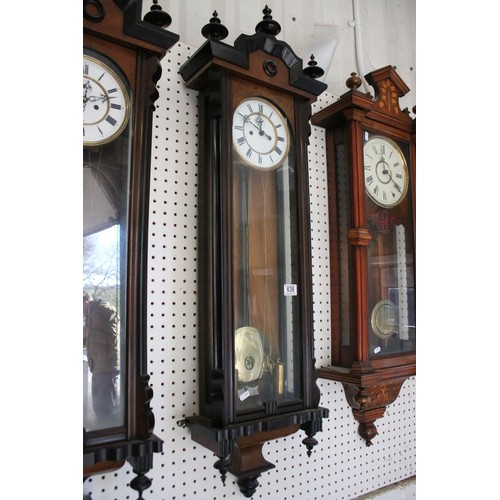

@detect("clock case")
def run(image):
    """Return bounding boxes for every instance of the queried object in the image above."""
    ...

[83,0,178,495]
[311,66,416,446]
[179,12,329,497]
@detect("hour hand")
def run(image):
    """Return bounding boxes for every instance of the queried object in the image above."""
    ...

[88,94,113,103]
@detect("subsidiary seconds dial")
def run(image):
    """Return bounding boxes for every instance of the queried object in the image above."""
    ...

[363,136,408,207]
[232,98,290,169]
[83,54,131,147]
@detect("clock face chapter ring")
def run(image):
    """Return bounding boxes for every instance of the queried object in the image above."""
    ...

[363,135,409,208]
[232,97,290,170]
[83,53,131,147]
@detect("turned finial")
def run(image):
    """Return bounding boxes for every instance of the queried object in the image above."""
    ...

[303,54,325,79]
[346,72,362,90]
[201,11,229,40]
[143,0,172,28]
[255,5,281,36]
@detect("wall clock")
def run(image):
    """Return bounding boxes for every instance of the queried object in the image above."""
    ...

[83,52,131,146]
[83,0,178,497]
[311,66,416,446]
[178,7,329,497]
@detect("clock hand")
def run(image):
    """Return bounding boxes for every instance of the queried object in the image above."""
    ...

[249,118,272,140]
[237,111,272,140]
[380,157,402,192]
[83,81,92,110]
[88,94,115,102]
[256,113,273,141]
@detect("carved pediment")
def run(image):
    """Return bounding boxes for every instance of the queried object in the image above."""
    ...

[365,65,410,118]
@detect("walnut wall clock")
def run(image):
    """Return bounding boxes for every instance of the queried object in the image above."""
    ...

[311,66,416,446]
[178,7,329,497]
[83,1,178,497]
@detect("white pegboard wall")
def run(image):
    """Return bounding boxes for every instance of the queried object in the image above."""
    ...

[83,42,416,500]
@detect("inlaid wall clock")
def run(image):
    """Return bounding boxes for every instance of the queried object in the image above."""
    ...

[83,0,178,497]
[311,66,416,446]
[178,7,329,497]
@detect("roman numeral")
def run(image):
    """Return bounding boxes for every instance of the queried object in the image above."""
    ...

[372,145,378,154]
[106,115,117,126]
[258,103,263,113]
[275,146,282,156]
[247,104,253,112]
[110,103,122,110]
[277,136,284,142]
[237,137,245,145]
[108,88,118,94]
[98,73,105,81]
[234,125,243,131]
[276,123,282,129]
[246,148,252,158]
[366,175,373,185]
[380,144,385,154]
[258,155,262,164]
[84,63,89,75]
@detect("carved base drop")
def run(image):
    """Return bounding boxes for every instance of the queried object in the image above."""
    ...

[352,407,386,446]
[229,425,299,497]
[343,379,406,446]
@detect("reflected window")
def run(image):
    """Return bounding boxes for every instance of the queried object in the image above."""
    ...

[83,129,131,431]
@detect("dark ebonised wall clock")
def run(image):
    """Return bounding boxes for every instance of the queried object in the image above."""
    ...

[83,1,178,497]
[311,67,416,446]
[178,7,329,497]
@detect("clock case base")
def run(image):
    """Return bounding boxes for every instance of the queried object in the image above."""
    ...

[185,407,328,496]
[312,66,416,446]
[318,362,415,446]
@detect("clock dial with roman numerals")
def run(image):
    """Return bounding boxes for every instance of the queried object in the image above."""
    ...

[83,53,131,147]
[232,97,290,169]
[363,136,409,208]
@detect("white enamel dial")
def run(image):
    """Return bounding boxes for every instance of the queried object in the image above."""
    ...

[83,54,131,147]
[232,97,290,169]
[363,136,408,207]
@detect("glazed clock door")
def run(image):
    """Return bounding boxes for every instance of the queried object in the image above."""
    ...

[363,131,416,359]
[232,96,301,417]
[83,48,132,433]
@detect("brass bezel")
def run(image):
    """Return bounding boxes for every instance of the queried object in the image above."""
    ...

[232,97,291,171]
[363,135,409,208]
[83,53,131,147]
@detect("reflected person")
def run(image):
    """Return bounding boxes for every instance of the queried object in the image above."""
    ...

[83,292,119,418]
